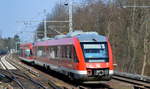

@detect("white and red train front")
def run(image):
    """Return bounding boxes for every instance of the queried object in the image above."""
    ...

[19,43,34,62]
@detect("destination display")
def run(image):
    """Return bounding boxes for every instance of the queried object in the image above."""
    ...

[83,44,105,49]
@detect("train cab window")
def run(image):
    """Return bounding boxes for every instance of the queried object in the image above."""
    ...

[81,42,109,62]
[24,49,33,57]
[30,49,33,56]
[25,49,31,57]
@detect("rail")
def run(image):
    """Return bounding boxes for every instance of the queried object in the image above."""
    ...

[10,54,150,89]
[0,55,25,89]
[5,54,49,89]
[6,54,63,89]
[113,71,150,89]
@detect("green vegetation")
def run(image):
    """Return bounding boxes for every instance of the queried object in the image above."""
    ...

[0,35,20,52]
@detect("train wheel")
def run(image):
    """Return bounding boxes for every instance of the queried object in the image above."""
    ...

[31,61,35,65]
[43,64,46,69]
[46,66,50,71]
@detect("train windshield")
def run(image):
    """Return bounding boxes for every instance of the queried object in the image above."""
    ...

[81,42,108,62]
[25,49,32,57]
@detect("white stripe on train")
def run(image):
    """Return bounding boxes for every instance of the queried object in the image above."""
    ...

[20,57,114,75]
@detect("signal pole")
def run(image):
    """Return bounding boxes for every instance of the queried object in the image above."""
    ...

[69,0,73,32]
[0,30,2,38]
[17,0,73,39]
[44,20,47,39]
[43,10,48,39]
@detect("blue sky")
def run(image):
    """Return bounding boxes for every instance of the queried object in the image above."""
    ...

[0,0,60,42]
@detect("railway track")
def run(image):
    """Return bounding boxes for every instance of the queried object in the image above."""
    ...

[0,55,25,89]
[8,54,114,89]
[7,53,149,89]
[5,54,78,89]
[113,72,150,89]
[0,55,48,89]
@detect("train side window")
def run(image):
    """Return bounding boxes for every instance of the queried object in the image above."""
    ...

[48,47,51,58]
[61,46,63,58]
[69,46,72,59]
[61,46,65,58]
[53,46,57,59]
[37,50,42,57]
[60,46,63,59]
[37,46,45,57]
[43,47,47,57]
[48,47,55,59]
[57,46,61,59]
[73,47,79,63]
[66,46,69,58]
[61,46,67,59]
[64,46,67,58]
[66,46,72,59]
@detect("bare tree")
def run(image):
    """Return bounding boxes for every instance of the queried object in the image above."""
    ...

[35,0,150,76]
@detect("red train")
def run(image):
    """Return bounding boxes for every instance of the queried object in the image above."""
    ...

[19,43,34,62]
[19,31,114,81]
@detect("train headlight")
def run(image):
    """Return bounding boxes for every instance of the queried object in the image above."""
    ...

[87,69,92,76]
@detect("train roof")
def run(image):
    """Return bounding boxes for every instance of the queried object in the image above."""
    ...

[34,31,107,46]
[65,31,107,42]
[20,43,33,48]
[34,38,73,46]
[75,33,107,42]
[20,43,32,46]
